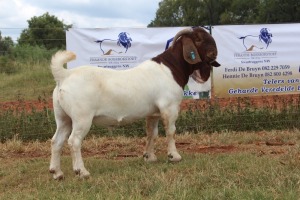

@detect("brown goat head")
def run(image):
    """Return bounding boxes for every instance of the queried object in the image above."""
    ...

[173,27,220,83]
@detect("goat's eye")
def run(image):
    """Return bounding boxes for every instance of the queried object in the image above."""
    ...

[195,41,202,46]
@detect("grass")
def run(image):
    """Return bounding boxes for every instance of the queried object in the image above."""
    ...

[1,131,300,199]
[0,60,55,102]
[2,155,295,199]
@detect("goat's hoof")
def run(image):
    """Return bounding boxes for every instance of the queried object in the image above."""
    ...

[54,174,65,180]
[143,153,149,159]
[74,169,90,179]
[168,153,182,162]
[143,153,157,162]
[74,169,81,175]
[49,169,64,180]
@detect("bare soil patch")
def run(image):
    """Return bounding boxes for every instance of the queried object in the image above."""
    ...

[1,94,299,113]
[0,99,53,112]
[1,132,298,160]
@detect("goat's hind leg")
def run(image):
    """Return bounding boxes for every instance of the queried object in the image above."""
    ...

[68,117,93,178]
[49,109,72,180]
[143,116,159,162]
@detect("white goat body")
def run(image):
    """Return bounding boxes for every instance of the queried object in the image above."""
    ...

[49,51,183,179]
[49,27,219,179]
[52,51,182,127]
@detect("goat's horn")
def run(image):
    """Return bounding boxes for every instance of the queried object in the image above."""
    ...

[171,28,193,47]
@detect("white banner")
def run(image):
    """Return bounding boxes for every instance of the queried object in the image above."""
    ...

[66,27,212,99]
[213,24,300,97]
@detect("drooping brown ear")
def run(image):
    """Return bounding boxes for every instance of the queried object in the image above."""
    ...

[182,36,202,64]
[199,62,212,81]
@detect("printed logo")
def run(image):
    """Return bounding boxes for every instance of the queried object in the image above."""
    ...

[95,32,132,55]
[238,28,273,51]
[234,28,277,64]
[90,32,137,69]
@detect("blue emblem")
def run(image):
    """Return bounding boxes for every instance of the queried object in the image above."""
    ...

[95,32,132,55]
[238,28,273,51]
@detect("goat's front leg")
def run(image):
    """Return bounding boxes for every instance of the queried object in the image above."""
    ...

[143,116,159,162]
[161,107,182,162]
[68,119,92,178]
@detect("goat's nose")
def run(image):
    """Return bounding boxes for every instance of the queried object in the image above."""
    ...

[207,51,217,59]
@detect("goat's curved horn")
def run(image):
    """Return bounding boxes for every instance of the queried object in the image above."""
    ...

[171,28,193,47]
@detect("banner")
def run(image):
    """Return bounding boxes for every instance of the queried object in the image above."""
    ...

[66,27,212,99]
[213,24,300,97]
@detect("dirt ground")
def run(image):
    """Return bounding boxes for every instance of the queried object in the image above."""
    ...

[0,131,298,160]
[1,94,299,112]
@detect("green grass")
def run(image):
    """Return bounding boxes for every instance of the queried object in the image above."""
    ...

[1,132,300,199]
[1,152,300,199]
[0,61,55,102]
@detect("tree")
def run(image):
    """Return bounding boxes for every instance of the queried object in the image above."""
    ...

[0,31,14,56]
[148,0,204,27]
[219,0,260,24]
[18,12,72,50]
[148,0,227,27]
[149,0,300,27]
[257,0,300,23]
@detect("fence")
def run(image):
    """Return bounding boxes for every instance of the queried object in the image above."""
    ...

[1,27,300,142]
[1,94,300,142]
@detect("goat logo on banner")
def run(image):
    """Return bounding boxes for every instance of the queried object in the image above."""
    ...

[95,32,132,55]
[238,28,273,51]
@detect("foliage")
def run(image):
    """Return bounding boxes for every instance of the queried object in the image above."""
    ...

[148,0,218,27]
[0,31,14,56]
[219,0,260,24]
[18,12,72,50]
[257,0,300,23]
[11,44,57,64]
[0,43,56,73]
[0,55,17,74]
[0,52,55,102]
[149,0,300,26]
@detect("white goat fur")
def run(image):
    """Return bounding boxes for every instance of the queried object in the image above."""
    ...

[49,51,185,179]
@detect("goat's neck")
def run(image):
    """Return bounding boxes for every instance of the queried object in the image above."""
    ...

[152,44,195,88]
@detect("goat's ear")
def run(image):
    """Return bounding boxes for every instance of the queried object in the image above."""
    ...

[182,37,202,64]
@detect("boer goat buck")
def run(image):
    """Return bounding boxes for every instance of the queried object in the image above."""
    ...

[49,27,220,179]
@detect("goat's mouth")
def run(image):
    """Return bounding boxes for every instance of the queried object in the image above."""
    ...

[210,60,220,67]
[206,55,220,67]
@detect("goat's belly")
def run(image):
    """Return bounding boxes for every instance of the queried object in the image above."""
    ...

[92,113,159,127]
[92,116,136,126]
[92,104,160,127]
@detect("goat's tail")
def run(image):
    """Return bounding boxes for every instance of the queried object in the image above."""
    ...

[50,51,76,82]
